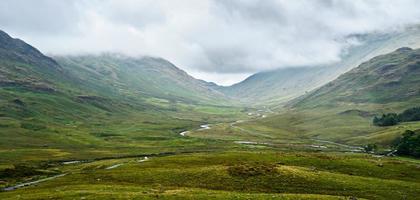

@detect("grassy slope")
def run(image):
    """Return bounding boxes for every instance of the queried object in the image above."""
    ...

[54,54,231,105]
[194,48,420,150]
[0,30,246,167]
[1,151,419,199]
[0,87,246,165]
[273,48,420,145]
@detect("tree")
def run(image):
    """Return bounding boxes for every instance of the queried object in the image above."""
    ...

[399,107,420,122]
[393,130,420,158]
[372,107,420,127]
[373,113,399,126]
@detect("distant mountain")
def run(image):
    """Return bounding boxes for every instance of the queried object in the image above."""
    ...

[292,47,420,108]
[218,27,420,106]
[0,30,232,124]
[217,67,326,105]
[54,54,230,105]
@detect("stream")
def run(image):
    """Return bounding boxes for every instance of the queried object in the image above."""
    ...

[2,174,67,191]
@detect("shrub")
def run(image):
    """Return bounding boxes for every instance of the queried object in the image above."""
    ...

[0,164,40,178]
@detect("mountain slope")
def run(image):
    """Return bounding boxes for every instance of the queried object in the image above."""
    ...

[0,29,239,128]
[0,30,136,123]
[54,54,230,105]
[293,47,420,108]
[0,30,65,92]
[240,47,420,148]
[0,30,246,164]
[219,67,326,104]
[219,27,420,105]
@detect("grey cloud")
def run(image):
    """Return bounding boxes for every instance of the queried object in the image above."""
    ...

[0,0,82,35]
[1,0,420,85]
[95,0,167,29]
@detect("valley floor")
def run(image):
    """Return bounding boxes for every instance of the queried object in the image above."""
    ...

[1,107,420,199]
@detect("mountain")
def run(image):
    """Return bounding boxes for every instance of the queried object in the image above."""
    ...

[218,67,326,105]
[0,30,234,126]
[0,30,64,92]
[292,47,420,108]
[54,54,230,105]
[218,27,420,106]
[0,29,247,160]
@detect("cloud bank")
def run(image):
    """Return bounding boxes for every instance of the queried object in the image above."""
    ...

[1,0,420,85]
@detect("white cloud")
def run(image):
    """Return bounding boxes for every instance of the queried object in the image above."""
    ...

[1,0,420,85]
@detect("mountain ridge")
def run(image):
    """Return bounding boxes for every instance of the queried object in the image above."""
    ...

[217,27,420,106]
[291,47,420,109]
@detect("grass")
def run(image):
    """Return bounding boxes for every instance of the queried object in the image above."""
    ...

[2,91,419,199]
[2,35,420,199]
[1,151,418,199]
[1,185,355,200]
[200,104,420,147]
[0,86,249,166]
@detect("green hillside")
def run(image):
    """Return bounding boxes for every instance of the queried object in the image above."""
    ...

[293,47,420,108]
[222,48,420,151]
[54,54,230,105]
[0,30,245,165]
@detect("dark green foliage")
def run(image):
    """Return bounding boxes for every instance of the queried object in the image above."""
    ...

[392,130,420,157]
[227,163,277,177]
[91,132,120,137]
[373,113,399,126]
[373,107,420,126]
[0,164,41,178]
[398,107,420,122]
[20,122,46,131]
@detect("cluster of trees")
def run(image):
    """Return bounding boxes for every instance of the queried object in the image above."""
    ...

[373,107,420,126]
[373,113,399,126]
[392,130,420,158]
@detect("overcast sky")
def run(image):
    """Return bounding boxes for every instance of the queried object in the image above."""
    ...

[1,0,420,85]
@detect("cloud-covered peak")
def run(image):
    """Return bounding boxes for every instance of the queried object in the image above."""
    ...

[1,0,420,85]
